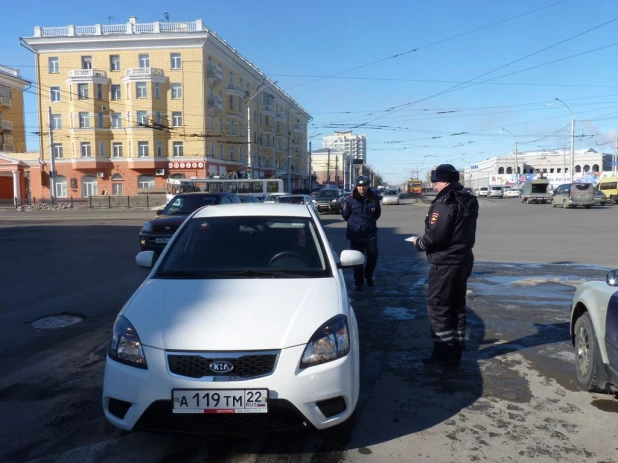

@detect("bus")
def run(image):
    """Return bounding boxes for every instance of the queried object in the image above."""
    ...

[407,179,423,195]
[166,178,284,203]
[597,177,618,204]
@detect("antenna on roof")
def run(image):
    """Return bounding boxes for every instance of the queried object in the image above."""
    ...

[164,12,170,22]
[107,16,114,24]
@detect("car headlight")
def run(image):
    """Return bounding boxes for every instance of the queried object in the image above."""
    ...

[108,315,148,369]
[312,199,317,204]
[330,199,338,204]
[141,221,152,233]
[300,315,350,368]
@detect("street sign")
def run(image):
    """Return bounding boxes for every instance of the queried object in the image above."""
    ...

[471,165,478,170]
[352,159,364,165]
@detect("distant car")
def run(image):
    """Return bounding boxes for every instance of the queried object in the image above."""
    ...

[263,193,291,203]
[275,194,318,213]
[313,188,346,214]
[551,183,594,209]
[103,203,364,433]
[593,189,608,206]
[462,187,474,195]
[503,188,520,198]
[239,196,263,204]
[476,186,489,197]
[486,186,504,199]
[570,268,618,392]
[381,189,400,205]
[139,192,241,253]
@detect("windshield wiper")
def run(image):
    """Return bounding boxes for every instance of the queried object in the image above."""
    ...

[215,270,301,278]
[156,270,211,278]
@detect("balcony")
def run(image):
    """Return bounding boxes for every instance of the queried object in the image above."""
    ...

[0,96,11,108]
[123,68,166,83]
[68,69,107,78]
[225,83,245,98]
[208,96,224,116]
[1,120,13,131]
[207,64,223,86]
[263,104,276,116]
[276,112,286,122]
[293,124,303,134]
[0,144,15,153]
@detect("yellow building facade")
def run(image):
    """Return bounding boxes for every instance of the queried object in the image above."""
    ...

[21,18,310,200]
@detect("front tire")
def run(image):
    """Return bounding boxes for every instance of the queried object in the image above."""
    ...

[574,312,600,391]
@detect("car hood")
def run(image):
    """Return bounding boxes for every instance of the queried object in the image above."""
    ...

[123,278,342,350]
[148,214,190,226]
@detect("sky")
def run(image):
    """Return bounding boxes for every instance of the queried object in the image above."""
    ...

[3,0,618,185]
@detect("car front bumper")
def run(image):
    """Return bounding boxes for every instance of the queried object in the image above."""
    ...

[102,343,359,432]
[139,233,172,251]
[382,198,399,204]
[315,202,341,213]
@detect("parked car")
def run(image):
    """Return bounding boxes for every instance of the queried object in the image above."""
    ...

[486,186,504,199]
[570,269,618,392]
[139,192,240,254]
[239,195,263,204]
[593,189,608,206]
[313,188,346,214]
[103,203,364,433]
[381,188,400,205]
[503,188,520,198]
[475,186,489,197]
[275,194,318,213]
[263,192,291,203]
[551,183,595,209]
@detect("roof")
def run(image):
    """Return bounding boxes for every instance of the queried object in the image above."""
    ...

[193,203,312,219]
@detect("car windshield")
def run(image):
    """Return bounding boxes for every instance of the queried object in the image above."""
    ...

[384,190,397,195]
[163,195,218,215]
[264,194,285,201]
[276,196,305,204]
[156,216,331,278]
[316,190,338,198]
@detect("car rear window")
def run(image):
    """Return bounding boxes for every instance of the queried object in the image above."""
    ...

[317,190,338,198]
[491,187,502,191]
[277,196,305,204]
[571,183,592,191]
[163,195,218,215]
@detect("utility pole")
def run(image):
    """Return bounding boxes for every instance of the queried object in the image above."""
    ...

[308,141,312,191]
[335,155,339,186]
[570,117,575,182]
[48,107,56,202]
[245,79,266,179]
[326,148,331,185]
[286,131,291,192]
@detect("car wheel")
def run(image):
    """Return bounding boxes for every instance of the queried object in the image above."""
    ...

[551,199,556,208]
[601,202,606,206]
[563,200,568,209]
[574,312,600,391]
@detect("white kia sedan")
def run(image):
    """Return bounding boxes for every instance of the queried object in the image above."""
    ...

[570,269,618,392]
[102,203,364,433]
[381,188,400,205]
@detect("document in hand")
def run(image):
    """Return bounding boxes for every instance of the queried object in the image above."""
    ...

[405,236,417,242]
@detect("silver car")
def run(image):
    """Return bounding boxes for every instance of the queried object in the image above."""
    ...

[486,186,504,199]
[551,183,594,209]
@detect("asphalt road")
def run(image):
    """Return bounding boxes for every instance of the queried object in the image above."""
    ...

[0,198,616,462]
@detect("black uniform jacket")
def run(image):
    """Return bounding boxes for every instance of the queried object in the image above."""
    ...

[415,183,479,265]
[341,187,381,241]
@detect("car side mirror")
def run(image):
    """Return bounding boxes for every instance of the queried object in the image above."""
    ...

[606,269,618,286]
[337,250,365,268]
[136,251,155,268]
[156,209,163,215]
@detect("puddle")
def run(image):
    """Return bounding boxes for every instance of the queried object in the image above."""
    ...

[382,307,422,320]
[590,398,618,413]
[483,275,585,286]
[469,282,574,299]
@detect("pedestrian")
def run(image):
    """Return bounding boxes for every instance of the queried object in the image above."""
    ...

[412,164,479,366]
[342,175,382,291]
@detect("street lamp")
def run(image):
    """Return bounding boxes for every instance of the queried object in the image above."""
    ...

[245,79,267,179]
[501,128,519,186]
[554,97,575,182]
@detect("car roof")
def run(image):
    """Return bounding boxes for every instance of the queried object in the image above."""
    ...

[173,192,232,198]
[192,203,312,219]
[265,192,290,196]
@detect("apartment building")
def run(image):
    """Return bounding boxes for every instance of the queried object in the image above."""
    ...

[322,131,366,163]
[0,65,30,201]
[21,17,310,200]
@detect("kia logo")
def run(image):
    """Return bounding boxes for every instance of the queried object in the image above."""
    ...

[209,360,234,373]
[164,226,171,231]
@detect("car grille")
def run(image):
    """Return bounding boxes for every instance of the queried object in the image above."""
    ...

[168,353,278,379]
[135,399,310,434]
[152,225,180,233]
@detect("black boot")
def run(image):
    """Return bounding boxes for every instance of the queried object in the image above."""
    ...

[422,341,460,367]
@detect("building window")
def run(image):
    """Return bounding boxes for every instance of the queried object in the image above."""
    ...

[230,147,234,161]
[172,112,183,127]
[139,54,150,68]
[52,143,63,158]
[80,142,91,157]
[156,141,162,156]
[155,82,160,99]
[229,95,234,110]
[220,144,224,160]
[50,87,61,102]
[220,119,224,133]
[136,82,147,98]
[113,142,123,158]
[111,113,122,128]
[96,84,103,100]
[136,111,148,126]
[54,176,67,198]
[209,143,214,156]
[111,85,121,100]
[98,141,105,157]
[138,174,155,189]
[265,116,269,126]
[229,71,233,83]
[78,83,89,100]
[51,114,62,129]
[170,53,181,69]
[82,175,98,197]
[138,141,149,157]
[98,113,104,128]
[48,57,59,73]
[171,83,182,99]
[110,55,120,71]
[79,112,90,128]
[112,182,123,195]
[209,116,214,130]
[173,142,183,157]
[81,56,92,70]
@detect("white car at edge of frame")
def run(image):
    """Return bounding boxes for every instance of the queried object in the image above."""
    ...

[102,203,363,434]
[570,269,618,393]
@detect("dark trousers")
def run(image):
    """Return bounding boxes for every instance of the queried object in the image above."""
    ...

[426,261,473,356]
[350,238,379,285]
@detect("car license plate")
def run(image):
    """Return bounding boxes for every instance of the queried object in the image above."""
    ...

[172,389,268,414]
[155,238,170,244]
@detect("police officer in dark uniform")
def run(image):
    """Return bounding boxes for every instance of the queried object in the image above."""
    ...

[342,176,382,291]
[412,164,478,366]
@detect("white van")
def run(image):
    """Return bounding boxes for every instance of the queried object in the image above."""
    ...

[475,186,488,197]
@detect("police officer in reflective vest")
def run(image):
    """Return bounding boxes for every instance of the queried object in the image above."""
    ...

[412,164,478,366]
[342,176,382,291]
